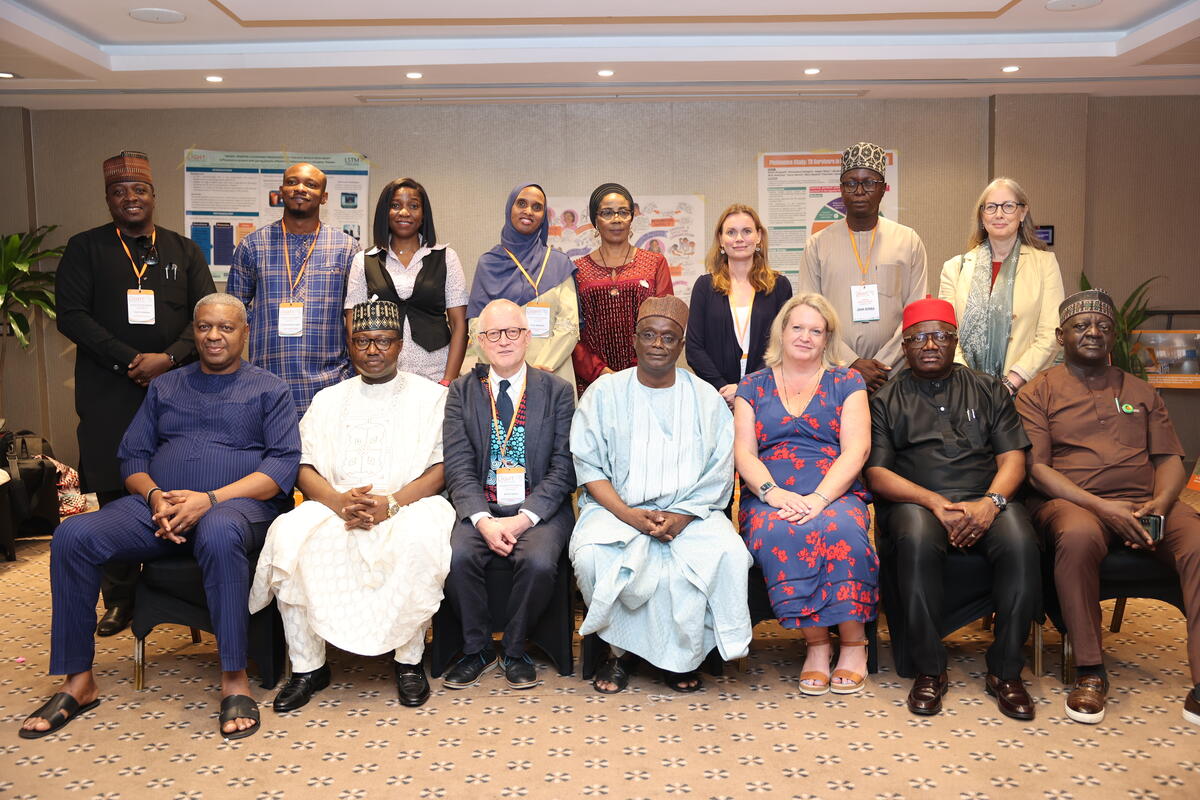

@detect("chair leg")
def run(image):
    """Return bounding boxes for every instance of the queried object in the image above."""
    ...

[1032,622,1043,678]
[189,627,202,644]
[1061,633,1074,685]
[980,614,993,631]
[1109,597,1127,633]
[134,637,145,691]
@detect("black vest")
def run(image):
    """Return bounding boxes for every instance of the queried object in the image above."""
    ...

[364,248,451,351]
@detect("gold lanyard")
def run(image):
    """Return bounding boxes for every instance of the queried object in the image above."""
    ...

[116,228,156,287]
[483,375,525,461]
[281,220,320,294]
[847,222,877,285]
[504,246,551,297]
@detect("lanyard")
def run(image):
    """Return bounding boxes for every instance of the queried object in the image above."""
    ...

[504,246,551,297]
[116,228,156,287]
[483,375,525,461]
[281,220,320,294]
[847,221,877,284]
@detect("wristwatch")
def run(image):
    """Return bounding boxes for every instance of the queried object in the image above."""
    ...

[386,495,400,518]
[985,492,1008,512]
[758,481,777,501]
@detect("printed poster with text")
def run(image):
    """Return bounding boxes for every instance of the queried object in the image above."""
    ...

[756,151,899,290]
[184,149,370,282]
[545,195,705,303]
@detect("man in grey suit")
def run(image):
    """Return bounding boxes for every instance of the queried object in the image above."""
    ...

[441,299,577,690]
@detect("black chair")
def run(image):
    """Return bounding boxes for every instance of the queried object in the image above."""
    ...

[131,555,285,690]
[0,478,15,561]
[1042,546,1185,683]
[429,545,575,678]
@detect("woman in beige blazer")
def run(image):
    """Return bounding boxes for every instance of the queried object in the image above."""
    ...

[939,177,1064,394]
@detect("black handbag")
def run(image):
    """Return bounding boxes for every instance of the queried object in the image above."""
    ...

[2,427,61,536]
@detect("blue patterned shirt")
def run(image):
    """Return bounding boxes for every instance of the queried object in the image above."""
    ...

[227,220,360,415]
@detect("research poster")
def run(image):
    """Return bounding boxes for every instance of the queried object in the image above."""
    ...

[184,149,370,281]
[756,151,900,288]
[546,195,705,303]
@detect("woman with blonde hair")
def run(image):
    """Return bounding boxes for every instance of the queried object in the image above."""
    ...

[686,204,792,408]
[939,177,1064,394]
[734,293,878,695]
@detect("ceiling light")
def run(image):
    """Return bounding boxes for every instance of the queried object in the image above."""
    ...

[597,70,614,77]
[804,68,821,75]
[406,72,423,79]
[205,75,223,83]
[1045,0,1102,11]
[129,7,187,24]
[0,72,16,79]
[1001,65,1020,73]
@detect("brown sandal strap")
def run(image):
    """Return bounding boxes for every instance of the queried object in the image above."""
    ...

[799,670,830,684]
[831,669,865,683]
[838,640,869,648]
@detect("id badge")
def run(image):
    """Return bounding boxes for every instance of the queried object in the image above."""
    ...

[851,284,881,323]
[495,467,526,506]
[526,303,552,338]
[127,289,155,325]
[278,302,304,337]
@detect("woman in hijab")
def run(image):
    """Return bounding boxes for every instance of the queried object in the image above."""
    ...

[467,183,580,388]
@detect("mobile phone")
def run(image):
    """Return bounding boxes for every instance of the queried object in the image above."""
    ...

[1139,514,1165,543]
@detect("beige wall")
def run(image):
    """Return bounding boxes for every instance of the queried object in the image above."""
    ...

[4,95,1198,466]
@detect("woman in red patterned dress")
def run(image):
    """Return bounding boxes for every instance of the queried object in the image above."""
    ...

[571,183,673,395]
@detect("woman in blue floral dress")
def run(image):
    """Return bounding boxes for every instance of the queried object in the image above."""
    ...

[734,293,878,695]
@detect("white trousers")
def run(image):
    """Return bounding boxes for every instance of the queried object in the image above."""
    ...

[279,600,427,672]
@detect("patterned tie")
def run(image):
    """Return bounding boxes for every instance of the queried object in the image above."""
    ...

[497,379,514,429]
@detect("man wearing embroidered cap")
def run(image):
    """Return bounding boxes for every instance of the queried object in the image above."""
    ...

[570,295,752,694]
[866,296,1040,720]
[799,142,927,391]
[1016,289,1200,726]
[55,150,215,636]
[250,300,455,711]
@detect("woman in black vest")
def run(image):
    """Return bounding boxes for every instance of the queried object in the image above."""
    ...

[343,177,468,385]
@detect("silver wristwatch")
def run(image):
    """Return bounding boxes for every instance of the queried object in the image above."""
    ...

[758,481,777,501]
[985,492,1008,512]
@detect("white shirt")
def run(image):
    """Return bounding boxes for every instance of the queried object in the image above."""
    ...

[470,362,540,529]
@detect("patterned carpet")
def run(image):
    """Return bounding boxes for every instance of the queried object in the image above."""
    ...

[2,528,1198,799]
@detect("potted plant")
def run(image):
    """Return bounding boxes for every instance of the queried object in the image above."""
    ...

[0,225,64,417]
[1078,272,1159,379]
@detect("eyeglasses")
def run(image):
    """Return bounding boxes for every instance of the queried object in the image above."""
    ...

[480,327,527,342]
[981,201,1026,216]
[840,179,885,193]
[902,330,957,347]
[351,335,399,351]
[595,208,633,221]
[143,245,159,268]
[636,330,681,347]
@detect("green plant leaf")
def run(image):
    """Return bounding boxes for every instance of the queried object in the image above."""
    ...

[7,309,29,347]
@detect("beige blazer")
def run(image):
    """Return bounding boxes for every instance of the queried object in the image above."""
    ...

[938,244,1065,382]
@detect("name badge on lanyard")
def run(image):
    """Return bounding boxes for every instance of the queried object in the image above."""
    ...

[127,289,155,325]
[495,467,527,506]
[279,221,319,337]
[851,284,881,322]
[279,302,304,337]
[526,303,552,338]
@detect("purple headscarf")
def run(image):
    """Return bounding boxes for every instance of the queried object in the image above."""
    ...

[468,182,576,319]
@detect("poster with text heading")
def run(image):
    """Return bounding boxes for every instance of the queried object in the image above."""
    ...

[757,151,899,290]
[184,149,370,282]
[546,195,705,304]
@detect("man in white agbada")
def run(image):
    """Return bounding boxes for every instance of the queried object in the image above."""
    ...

[249,299,454,711]
[571,295,752,694]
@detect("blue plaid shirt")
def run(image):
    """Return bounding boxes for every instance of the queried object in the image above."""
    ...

[227,220,360,415]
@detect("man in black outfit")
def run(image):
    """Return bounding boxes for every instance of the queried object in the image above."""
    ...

[865,296,1040,720]
[55,151,215,635]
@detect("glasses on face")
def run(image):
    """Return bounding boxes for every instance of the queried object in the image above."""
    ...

[840,179,884,194]
[351,335,399,352]
[902,330,957,347]
[595,208,633,221]
[636,329,680,347]
[480,327,527,342]
[981,201,1026,216]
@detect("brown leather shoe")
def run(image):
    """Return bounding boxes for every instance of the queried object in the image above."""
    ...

[1184,689,1200,726]
[1065,673,1108,724]
[985,674,1035,720]
[907,673,948,716]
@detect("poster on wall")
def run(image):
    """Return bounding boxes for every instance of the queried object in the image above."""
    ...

[546,195,706,303]
[1131,329,1200,389]
[183,148,370,281]
[756,151,900,288]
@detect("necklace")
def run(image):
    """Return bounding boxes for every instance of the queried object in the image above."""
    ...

[779,364,823,418]
[598,243,634,280]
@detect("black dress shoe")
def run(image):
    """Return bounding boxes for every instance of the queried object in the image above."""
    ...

[272,665,331,712]
[442,650,498,690]
[95,606,132,637]
[503,653,540,690]
[394,662,431,707]
[985,674,1035,720]
[907,672,949,716]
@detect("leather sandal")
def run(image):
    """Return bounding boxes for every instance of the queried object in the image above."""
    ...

[18,692,101,739]
[799,636,832,696]
[830,639,869,695]
[218,694,260,740]
[593,653,636,694]
[662,669,703,693]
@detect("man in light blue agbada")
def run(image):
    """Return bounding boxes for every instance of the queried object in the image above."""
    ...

[570,295,752,695]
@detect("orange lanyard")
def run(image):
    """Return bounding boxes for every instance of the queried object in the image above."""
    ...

[281,220,320,294]
[504,246,551,297]
[847,221,877,285]
[116,228,156,287]
[483,375,525,461]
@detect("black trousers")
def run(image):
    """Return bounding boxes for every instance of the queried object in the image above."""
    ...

[96,489,139,609]
[443,505,572,659]
[879,501,1040,680]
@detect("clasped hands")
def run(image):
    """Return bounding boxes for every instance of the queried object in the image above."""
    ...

[765,488,829,524]
[623,508,695,543]
[931,496,999,548]
[334,484,393,530]
[478,514,534,557]
[127,352,173,388]
[150,490,214,543]
[1095,497,1164,550]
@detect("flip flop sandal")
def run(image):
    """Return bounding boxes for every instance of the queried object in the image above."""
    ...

[593,654,636,694]
[18,692,101,739]
[219,694,261,741]
[663,669,703,693]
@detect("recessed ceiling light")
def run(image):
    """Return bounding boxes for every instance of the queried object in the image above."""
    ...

[205,75,223,83]
[406,72,423,79]
[129,7,187,24]
[1001,65,1020,73]
[0,72,16,79]
[1045,0,1102,11]
[597,69,614,77]
[804,68,821,75]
